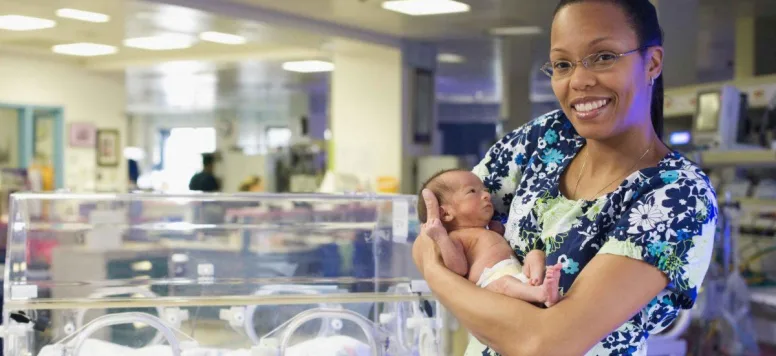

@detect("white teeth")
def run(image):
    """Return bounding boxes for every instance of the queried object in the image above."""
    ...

[575,99,608,112]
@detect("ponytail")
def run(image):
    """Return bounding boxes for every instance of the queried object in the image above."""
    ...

[651,75,664,140]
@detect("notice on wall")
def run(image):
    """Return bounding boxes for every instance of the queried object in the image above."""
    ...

[392,200,409,243]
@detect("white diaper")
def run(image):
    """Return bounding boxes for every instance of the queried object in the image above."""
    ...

[476,256,529,288]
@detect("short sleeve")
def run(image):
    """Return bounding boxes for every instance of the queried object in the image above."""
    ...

[599,169,718,309]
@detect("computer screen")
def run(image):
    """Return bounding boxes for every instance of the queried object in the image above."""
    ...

[695,91,721,132]
[669,131,691,146]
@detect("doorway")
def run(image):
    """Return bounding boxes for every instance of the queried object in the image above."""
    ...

[153,127,217,192]
[0,104,64,190]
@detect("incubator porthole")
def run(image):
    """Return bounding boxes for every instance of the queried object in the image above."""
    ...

[331,318,343,331]
[64,322,75,334]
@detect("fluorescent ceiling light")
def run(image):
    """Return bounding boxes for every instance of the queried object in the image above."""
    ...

[156,60,209,74]
[0,15,56,31]
[381,0,470,16]
[489,26,542,36]
[52,42,117,56]
[56,8,110,23]
[437,53,464,63]
[124,34,195,50]
[282,60,334,73]
[199,31,246,45]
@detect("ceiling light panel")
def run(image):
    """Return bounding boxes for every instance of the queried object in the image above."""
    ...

[489,26,543,36]
[52,42,117,56]
[282,60,334,73]
[381,0,470,16]
[124,34,195,50]
[56,8,110,23]
[0,15,56,31]
[199,31,246,45]
[437,53,464,63]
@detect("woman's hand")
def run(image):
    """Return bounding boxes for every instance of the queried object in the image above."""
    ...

[488,220,505,235]
[412,189,445,276]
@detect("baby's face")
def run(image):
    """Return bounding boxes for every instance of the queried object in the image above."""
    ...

[440,171,494,227]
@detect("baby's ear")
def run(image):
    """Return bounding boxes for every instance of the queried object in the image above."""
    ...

[440,205,454,223]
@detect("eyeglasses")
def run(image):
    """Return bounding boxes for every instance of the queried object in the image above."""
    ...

[540,47,643,79]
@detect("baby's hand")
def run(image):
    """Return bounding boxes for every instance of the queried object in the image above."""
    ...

[523,250,547,286]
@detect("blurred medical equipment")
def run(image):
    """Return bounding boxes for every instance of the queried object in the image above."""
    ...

[686,194,760,356]
[692,85,751,151]
[658,80,776,353]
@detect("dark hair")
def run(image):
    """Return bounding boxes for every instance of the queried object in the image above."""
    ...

[416,169,468,223]
[202,153,215,167]
[554,0,665,139]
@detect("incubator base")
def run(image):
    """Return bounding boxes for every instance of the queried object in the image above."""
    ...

[37,336,373,356]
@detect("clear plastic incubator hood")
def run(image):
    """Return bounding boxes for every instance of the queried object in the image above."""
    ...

[1,192,451,356]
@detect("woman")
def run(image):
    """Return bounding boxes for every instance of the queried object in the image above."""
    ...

[412,0,718,355]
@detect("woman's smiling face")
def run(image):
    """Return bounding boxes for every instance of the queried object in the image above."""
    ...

[550,1,662,140]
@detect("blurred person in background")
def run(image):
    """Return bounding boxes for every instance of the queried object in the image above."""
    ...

[239,175,263,192]
[189,153,220,192]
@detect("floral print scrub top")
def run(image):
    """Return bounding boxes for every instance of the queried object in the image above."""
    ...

[466,110,718,356]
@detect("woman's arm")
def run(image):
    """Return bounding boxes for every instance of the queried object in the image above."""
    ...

[416,235,668,355]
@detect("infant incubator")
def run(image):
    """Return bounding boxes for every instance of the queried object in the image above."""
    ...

[1,193,451,355]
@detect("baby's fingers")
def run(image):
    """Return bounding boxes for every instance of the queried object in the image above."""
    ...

[523,264,533,284]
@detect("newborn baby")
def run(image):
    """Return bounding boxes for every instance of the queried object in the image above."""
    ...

[418,169,562,307]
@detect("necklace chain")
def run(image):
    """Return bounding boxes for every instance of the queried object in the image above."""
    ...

[572,142,653,201]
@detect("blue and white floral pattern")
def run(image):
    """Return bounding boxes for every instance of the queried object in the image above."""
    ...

[465,110,718,356]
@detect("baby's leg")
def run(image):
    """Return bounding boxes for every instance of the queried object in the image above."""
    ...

[485,276,547,303]
[485,263,563,305]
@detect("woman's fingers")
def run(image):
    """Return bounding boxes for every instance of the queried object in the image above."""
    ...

[488,220,505,235]
[422,189,440,222]
[412,233,439,275]
[415,190,446,275]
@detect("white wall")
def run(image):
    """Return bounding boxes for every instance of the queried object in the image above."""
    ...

[0,51,127,192]
[330,41,404,187]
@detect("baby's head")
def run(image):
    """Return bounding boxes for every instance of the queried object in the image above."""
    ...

[417,169,494,230]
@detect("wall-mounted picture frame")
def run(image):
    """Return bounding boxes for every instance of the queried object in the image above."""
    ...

[69,122,97,148]
[96,129,120,167]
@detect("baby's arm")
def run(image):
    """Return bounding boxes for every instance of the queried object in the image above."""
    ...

[425,218,468,276]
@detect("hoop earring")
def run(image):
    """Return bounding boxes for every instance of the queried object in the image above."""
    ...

[649,76,655,86]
